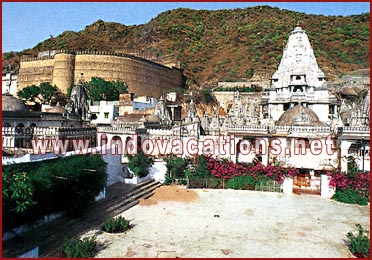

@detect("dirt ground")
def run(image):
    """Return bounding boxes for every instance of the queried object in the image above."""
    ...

[83,186,370,258]
[138,185,198,206]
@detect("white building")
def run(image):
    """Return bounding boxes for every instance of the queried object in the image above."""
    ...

[2,73,18,95]
[89,100,119,126]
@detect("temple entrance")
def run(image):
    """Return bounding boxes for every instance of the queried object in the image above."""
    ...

[293,169,321,195]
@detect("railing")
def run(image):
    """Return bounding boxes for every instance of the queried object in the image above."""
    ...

[2,127,96,136]
[97,126,137,134]
[276,125,332,133]
[226,125,333,133]
[342,126,370,132]
[339,126,370,136]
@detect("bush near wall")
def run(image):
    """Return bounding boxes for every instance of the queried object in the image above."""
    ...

[328,171,370,205]
[186,155,298,189]
[2,155,107,230]
[126,151,153,178]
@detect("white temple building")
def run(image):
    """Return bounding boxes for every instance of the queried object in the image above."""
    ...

[262,25,339,124]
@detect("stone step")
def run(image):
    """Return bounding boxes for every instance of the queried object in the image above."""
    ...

[42,181,161,257]
[106,181,161,213]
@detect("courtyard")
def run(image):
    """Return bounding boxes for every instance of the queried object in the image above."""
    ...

[84,186,370,258]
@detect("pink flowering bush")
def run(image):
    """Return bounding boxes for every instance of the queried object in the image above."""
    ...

[202,155,298,184]
[328,171,370,198]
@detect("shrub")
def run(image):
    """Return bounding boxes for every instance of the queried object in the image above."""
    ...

[127,151,153,178]
[328,169,370,202]
[344,224,370,258]
[103,216,130,233]
[332,189,370,206]
[62,236,97,258]
[2,172,36,213]
[207,178,222,189]
[164,174,174,185]
[226,175,272,190]
[226,175,255,190]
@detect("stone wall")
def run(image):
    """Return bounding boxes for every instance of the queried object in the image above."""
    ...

[213,91,263,112]
[18,51,184,97]
[17,58,54,90]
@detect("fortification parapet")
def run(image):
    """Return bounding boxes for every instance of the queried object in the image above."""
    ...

[52,53,75,93]
[18,50,184,96]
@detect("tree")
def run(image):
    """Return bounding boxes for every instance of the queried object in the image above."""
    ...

[39,82,59,104]
[164,155,190,180]
[17,82,65,107]
[17,84,41,104]
[86,77,128,101]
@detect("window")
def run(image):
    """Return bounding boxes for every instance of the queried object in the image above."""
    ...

[104,112,109,119]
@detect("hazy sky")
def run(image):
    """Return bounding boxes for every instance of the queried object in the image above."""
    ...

[2,2,370,52]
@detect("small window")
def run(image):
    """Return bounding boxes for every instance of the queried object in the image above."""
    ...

[104,112,109,119]
[296,76,301,80]
[91,113,98,120]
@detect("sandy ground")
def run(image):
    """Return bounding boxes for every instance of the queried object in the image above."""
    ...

[84,187,370,258]
[138,185,198,206]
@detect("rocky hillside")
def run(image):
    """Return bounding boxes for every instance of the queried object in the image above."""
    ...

[2,6,370,87]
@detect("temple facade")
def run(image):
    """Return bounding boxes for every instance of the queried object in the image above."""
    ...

[262,25,339,124]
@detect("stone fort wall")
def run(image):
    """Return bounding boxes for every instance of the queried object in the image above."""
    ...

[18,50,184,97]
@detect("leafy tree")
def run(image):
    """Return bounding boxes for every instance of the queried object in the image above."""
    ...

[2,172,36,213]
[17,82,65,107]
[127,151,153,178]
[164,155,190,182]
[86,77,128,101]
[39,82,58,103]
[17,84,41,103]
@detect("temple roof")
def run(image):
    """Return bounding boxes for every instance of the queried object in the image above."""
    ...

[275,104,325,126]
[271,26,325,88]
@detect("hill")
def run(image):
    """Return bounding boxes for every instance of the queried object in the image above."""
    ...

[2,6,370,87]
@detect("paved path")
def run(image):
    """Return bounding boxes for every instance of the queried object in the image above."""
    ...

[91,188,370,258]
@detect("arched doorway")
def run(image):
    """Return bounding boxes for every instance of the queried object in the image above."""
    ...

[111,136,123,155]
[236,138,255,163]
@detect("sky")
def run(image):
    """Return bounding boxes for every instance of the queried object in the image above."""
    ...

[2,2,370,53]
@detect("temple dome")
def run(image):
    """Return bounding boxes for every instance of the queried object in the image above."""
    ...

[2,95,28,112]
[145,114,161,123]
[275,105,325,126]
